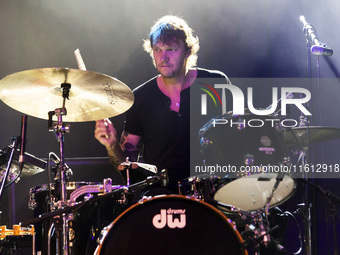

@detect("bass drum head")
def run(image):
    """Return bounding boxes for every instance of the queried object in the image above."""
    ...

[96,195,247,255]
[214,173,295,212]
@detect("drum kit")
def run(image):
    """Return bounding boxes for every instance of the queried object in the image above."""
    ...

[0,67,340,255]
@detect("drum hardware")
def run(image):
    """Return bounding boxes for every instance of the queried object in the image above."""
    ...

[236,206,304,255]
[128,169,169,190]
[296,178,340,255]
[46,152,73,212]
[0,67,135,254]
[0,224,35,254]
[118,159,158,186]
[47,222,55,255]
[243,154,255,166]
[47,82,74,255]
[22,171,168,254]
[118,158,134,186]
[0,224,35,239]
[241,224,280,253]
[182,176,201,199]
[234,205,297,254]
[178,175,219,201]
[68,178,122,205]
[23,187,130,227]
[24,186,129,255]
[23,171,168,228]
[28,182,99,211]
[199,192,287,252]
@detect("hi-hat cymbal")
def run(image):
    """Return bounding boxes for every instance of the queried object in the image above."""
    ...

[0,68,134,122]
[0,147,47,181]
[283,126,340,149]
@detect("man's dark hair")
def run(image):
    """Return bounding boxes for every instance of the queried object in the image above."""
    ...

[143,15,200,69]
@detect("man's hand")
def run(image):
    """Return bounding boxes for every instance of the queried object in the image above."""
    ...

[94,118,117,151]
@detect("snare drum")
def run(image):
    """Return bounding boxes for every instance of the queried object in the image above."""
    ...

[214,173,295,212]
[95,195,248,255]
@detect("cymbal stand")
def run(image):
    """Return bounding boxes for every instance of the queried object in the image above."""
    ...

[48,82,71,255]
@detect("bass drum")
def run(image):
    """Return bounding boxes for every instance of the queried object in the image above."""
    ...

[95,195,248,255]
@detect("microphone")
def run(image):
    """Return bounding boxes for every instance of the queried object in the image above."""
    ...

[159,169,169,187]
[300,15,333,56]
[144,169,169,186]
[19,115,27,172]
[50,152,72,176]
[272,170,286,192]
[311,44,333,56]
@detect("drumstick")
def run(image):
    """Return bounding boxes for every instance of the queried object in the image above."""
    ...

[103,118,110,138]
[74,48,87,71]
[74,48,110,137]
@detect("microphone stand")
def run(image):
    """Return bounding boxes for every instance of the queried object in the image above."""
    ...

[298,178,340,255]
[299,15,333,255]
[0,115,27,203]
[0,137,20,203]
[300,25,313,255]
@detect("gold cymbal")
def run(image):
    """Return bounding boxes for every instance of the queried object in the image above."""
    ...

[283,126,340,149]
[0,68,134,122]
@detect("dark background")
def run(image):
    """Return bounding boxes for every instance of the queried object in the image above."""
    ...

[0,0,340,254]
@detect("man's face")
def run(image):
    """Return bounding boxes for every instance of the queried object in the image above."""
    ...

[152,40,189,79]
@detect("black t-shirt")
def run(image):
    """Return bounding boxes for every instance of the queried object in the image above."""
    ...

[124,68,229,187]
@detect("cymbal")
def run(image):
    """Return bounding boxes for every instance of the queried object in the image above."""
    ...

[0,68,134,122]
[283,126,340,149]
[0,147,47,181]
